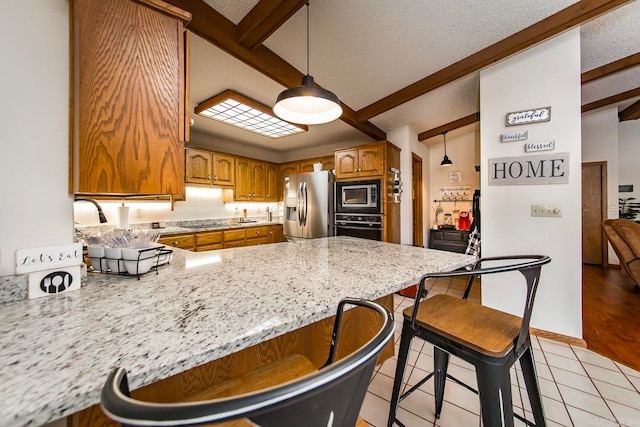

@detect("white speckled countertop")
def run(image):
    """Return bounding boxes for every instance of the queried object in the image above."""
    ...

[0,237,474,427]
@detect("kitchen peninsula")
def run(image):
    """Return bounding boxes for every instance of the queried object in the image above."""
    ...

[0,237,473,427]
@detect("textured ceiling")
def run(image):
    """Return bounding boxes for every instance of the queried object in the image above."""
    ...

[193,0,640,154]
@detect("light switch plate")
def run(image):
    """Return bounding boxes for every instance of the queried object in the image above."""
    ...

[531,205,562,217]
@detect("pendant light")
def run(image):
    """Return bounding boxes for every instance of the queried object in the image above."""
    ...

[440,131,453,166]
[273,2,343,125]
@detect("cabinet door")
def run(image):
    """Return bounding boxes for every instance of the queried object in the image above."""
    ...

[212,153,235,187]
[195,231,223,251]
[234,158,252,201]
[252,161,267,201]
[279,162,299,200]
[265,163,279,202]
[298,159,316,173]
[75,0,186,195]
[321,155,335,173]
[185,148,212,185]
[358,145,385,177]
[269,225,285,243]
[158,234,195,251]
[335,149,359,179]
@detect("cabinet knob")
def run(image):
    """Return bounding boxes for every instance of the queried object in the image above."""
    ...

[256,231,260,234]
[213,175,217,181]
[173,241,179,245]
[207,175,211,180]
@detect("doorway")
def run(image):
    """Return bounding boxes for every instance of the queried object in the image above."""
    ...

[412,153,423,247]
[582,161,608,265]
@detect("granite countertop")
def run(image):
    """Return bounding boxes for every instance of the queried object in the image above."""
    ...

[0,237,474,427]
[155,220,282,236]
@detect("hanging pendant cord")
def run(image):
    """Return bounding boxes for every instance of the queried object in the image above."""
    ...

[306,2,310,76]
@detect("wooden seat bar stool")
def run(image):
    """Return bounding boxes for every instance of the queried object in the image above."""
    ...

[387,255,551,427]
[101,298,394,427]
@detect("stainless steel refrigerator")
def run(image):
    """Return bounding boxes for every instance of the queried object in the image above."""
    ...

[283,171,334,239]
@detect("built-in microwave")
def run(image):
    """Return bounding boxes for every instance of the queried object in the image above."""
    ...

[335,179,381,213]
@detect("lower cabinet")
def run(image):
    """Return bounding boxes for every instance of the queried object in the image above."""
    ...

[158,233,195,251]
[429,229,471,253]
[160,225,286,251]
[195,231,223,252]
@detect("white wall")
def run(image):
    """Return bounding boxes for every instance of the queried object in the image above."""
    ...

[480,29,583,339]
[619,119,640,210]
[582,107,620,262]
[0,0,73,277]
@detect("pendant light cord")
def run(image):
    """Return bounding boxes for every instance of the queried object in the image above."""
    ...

[306,2,310,76]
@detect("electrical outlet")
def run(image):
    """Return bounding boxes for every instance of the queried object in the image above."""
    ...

[136,209,143,218]
[531,205,562,218]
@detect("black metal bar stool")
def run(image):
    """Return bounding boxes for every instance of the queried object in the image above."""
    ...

[388,255,551,427]
[101,298,394,427]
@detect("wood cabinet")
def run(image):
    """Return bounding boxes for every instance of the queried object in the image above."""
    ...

[195,231,223,251]
[184,148,234,187]
[246,226,270,246]
[235,158,270,201]
[299,155,335,173]
[429,229,471,253]
[269,225,285,243]
[223,229,246,248]
[72,0,190,196]
[158,233,195,251]
[265,163,279,202]
[335,144,384,179]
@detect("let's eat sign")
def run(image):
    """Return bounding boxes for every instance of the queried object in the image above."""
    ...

[488,153,569,186]
[16,243,84,274]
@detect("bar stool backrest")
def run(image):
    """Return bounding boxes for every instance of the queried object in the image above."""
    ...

[101,298,394,427]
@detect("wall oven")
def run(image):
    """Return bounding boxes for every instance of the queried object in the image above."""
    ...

[335,179,381,214]
[335,213,383,241]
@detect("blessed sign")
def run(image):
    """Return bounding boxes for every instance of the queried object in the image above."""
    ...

[525,140,555,153]
[489,153,569,185]
[16,243,84,274]
[506,107,551,127]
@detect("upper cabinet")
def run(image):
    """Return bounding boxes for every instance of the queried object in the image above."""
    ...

[71,0,190,196]
[335,144,385,180]
[235,158,275,202]
[185,148,234,187]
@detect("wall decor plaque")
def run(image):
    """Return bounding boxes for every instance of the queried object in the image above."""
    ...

[506,106,551,127]
[501,130,528,142]
[489,152,569,185]
[525,140,555,152]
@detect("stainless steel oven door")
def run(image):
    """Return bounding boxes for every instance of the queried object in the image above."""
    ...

[335,224,382,241]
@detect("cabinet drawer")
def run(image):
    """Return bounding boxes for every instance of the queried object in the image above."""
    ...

[246,236,270,246]
[246,226,269,239]
[196,231,223,246]
[224,240,246,249]
[196,243,223,252]
[224,229,246,242]
[158,234,195,250]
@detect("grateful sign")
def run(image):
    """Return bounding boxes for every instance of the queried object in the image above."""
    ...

[506,107,551,127]
[489,153,569,185]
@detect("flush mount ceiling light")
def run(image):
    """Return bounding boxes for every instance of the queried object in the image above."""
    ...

[195,90,308,138]
[440,131,453,167]
[273,2,343,125]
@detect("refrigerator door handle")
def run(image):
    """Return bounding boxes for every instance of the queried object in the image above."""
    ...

[298,182,304,225]
[302,181,308,226]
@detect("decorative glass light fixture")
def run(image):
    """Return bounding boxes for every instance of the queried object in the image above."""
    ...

[273,2,343,125]
[195,90,308,138]
[440,131,453,166]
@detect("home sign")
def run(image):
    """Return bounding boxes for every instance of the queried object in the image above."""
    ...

[506,106,551,127]
[489,153,569,185]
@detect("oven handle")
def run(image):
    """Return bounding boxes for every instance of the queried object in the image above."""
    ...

[335,225,383,231]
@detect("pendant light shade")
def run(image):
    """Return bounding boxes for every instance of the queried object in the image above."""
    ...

[441,131,453,166]
[273,3,343,125]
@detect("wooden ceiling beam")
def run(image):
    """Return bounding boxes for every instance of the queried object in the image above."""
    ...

[163,0,386,140]
[418,113,480,141]
[237,0,307,50]
[619,98,640,121]
[582,52,640,84]
[356,0,632,122]
[582,87,640,113]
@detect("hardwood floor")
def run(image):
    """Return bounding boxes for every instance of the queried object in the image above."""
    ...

[583,264,640,371]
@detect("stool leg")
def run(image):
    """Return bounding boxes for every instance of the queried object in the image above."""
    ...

[520,347,546,427]
[434,347,450,419]
[387,320,413,427]
[476,362,514,427]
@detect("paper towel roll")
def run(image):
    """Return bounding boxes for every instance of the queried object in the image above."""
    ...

[116,206,130,229]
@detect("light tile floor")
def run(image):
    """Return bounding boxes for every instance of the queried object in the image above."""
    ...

[360,294,640,427]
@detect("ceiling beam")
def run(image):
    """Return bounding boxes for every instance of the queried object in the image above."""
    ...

[356,0,632,122]
[582,52,640,84]
[418,113,480,141]
[582,87,640,113]
[619,99,640,121]
[237,0,307,50]
[164,0,386,140]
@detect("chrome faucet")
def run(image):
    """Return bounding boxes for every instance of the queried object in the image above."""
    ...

[74,197,108,223]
